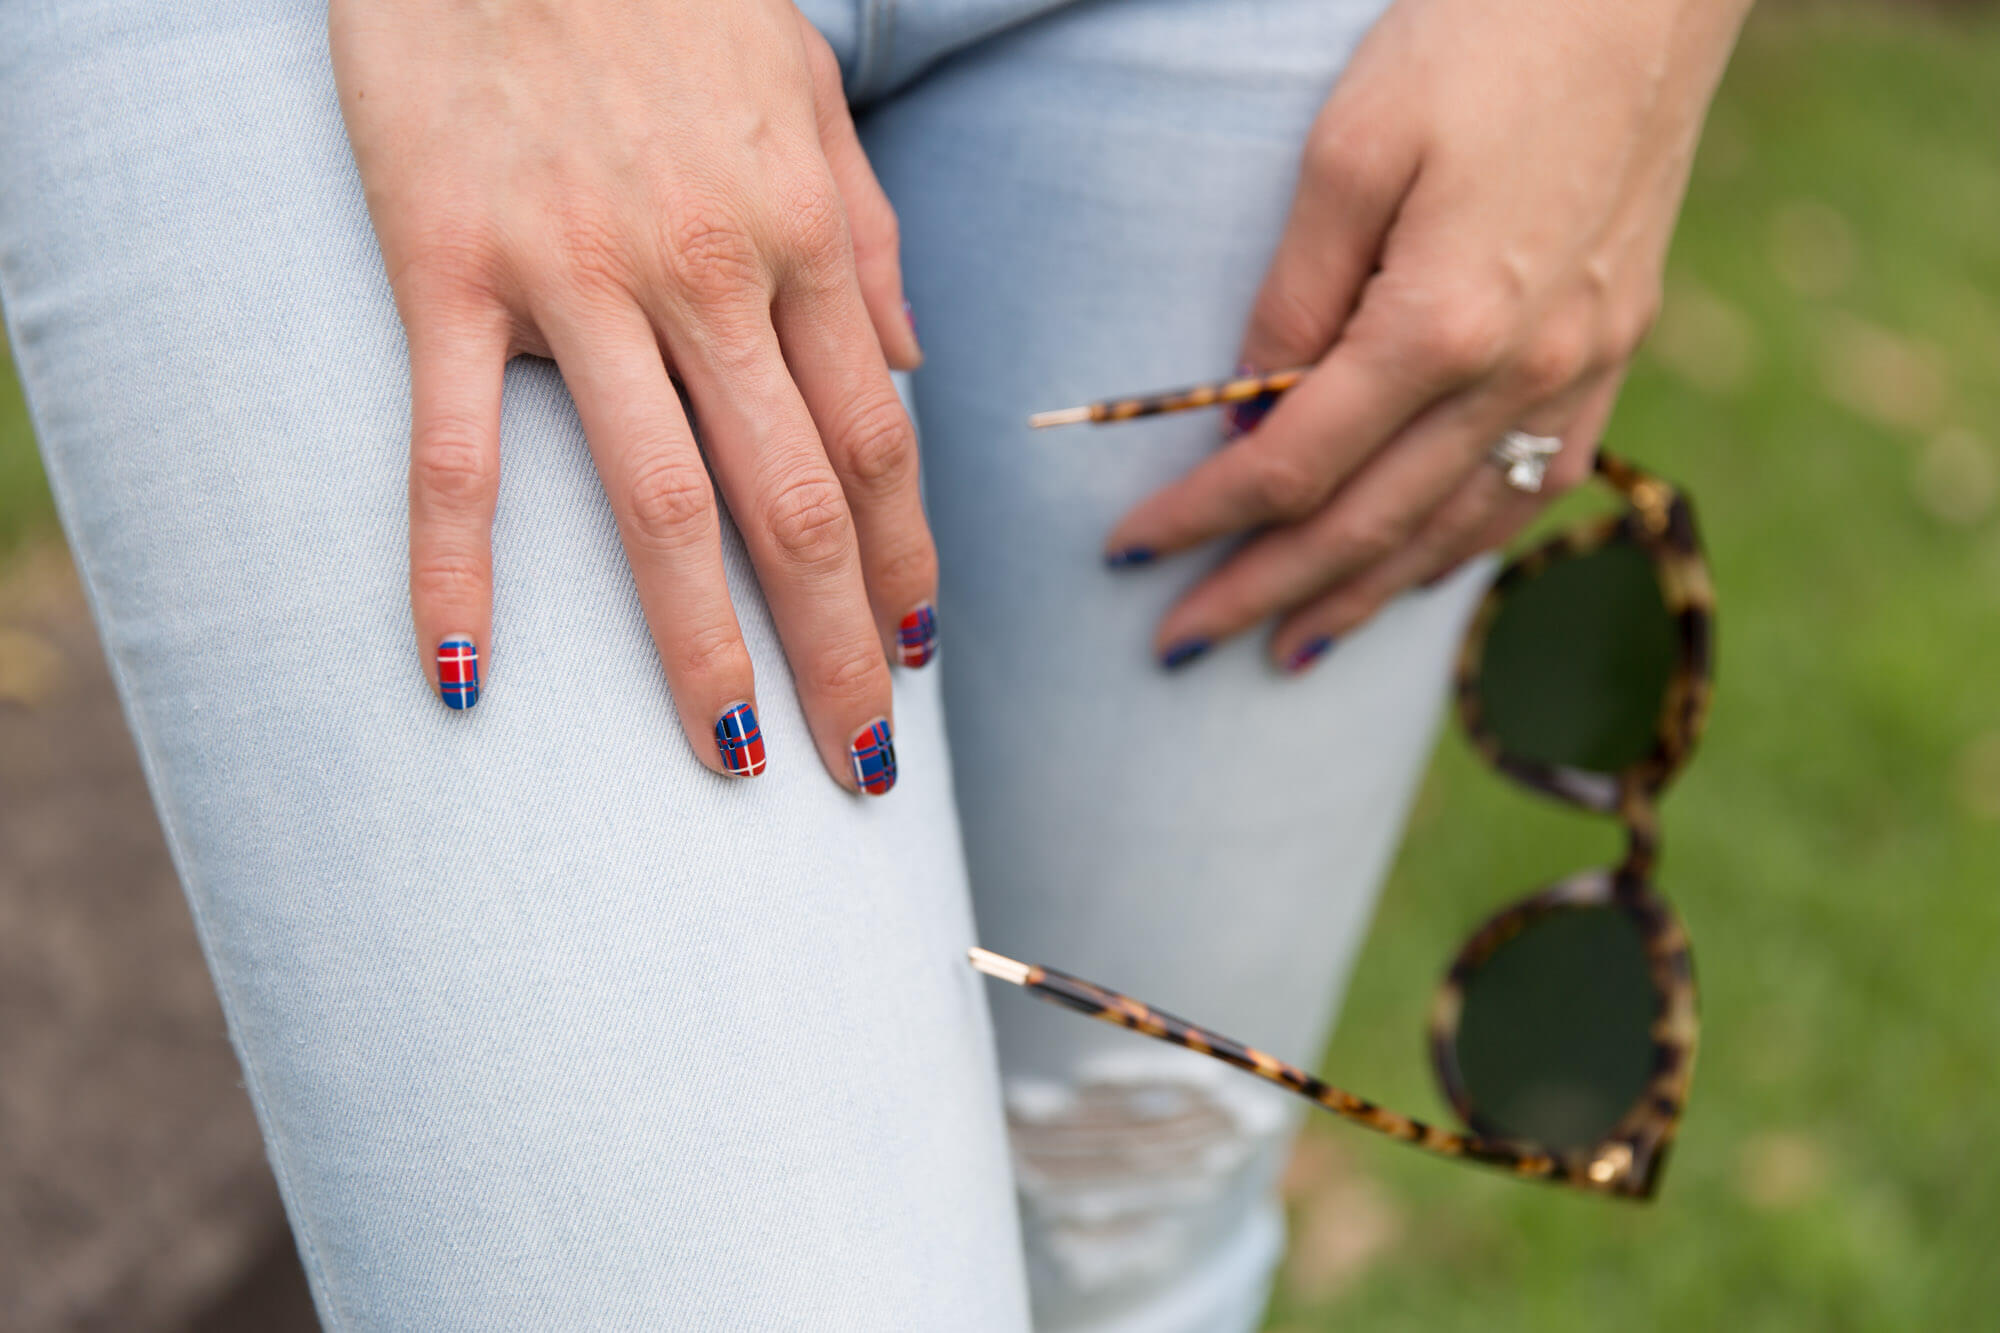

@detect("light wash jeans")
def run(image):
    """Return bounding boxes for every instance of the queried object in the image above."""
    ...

[0,1,1486,1328]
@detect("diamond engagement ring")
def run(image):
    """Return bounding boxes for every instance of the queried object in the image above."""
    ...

[1489,430,1563,494]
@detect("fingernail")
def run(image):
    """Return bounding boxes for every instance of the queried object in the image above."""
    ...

[1106,546,1157,569]
[1160,638,1211,670]
[1285,636,1336,674]
[1223,362,1278,441]
[437,634,480,710]
[850,718,898,795]
[715,702,767,777]
[897,603,939,668]
[903,298,917,339]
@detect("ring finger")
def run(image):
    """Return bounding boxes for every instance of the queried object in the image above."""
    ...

[1151,387,1520,661]
[1270,379,1616,671]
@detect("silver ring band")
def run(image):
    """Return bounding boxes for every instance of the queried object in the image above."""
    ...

[1490,430,1563,494]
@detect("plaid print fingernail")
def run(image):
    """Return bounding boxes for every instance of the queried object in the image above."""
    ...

[715,702,767,777]
[850,719,897,795]
[437,634,479,710]
[1223,363,1279,441]
[897,604,938,668]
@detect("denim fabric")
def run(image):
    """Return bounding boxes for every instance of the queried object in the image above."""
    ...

[0,1,1482,1328]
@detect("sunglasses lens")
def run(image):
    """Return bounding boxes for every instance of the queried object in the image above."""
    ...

[1453,905,1657,1151]
[1477,537,1677,776]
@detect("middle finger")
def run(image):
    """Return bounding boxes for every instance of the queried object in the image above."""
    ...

[1150,386,1516,660]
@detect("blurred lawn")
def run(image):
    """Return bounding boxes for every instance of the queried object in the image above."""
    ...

[1268,6,2000,1332]
[0,3,1995,1330]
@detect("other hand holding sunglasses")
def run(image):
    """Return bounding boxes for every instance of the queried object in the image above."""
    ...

[978,370,1715,1198]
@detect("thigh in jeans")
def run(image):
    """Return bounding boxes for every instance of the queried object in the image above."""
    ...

[0,3,1027,1328]
[863,2,1489,1328]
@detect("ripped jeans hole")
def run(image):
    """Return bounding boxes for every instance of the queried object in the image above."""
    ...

[1006,1062,1287,1292]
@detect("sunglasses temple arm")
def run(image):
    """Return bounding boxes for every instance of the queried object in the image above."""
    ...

[966,949,1537,1174]
[1027,368,1310,429]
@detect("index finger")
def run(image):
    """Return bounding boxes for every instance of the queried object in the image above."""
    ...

[1102,335,1440,562]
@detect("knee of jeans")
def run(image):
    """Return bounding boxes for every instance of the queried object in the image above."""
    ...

[1004,1053,1291,1296]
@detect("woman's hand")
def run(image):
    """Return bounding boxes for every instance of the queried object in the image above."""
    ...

[1104,0,1752,672]
[330,0,930,791]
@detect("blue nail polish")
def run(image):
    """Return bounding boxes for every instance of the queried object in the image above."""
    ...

[1161,639,1211,670]
[1106,547,1157,568]
[1223,363,1279,441]
[715,702,767,777]
[850,718,897,795]
[1285,636,1335,673]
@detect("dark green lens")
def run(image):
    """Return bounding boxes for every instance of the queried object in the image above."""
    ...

[1452,905,1656,1151]
[1476,538,1677,775]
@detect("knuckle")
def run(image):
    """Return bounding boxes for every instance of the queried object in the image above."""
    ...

[411,428,495,508]
[1324,511,1409,568]
[777,172,850,269]
[761,472,855,571]
[813,639,885,700]
[1513,328,1591,397]
[660,209,765,306]
[676,622,752,684]
[543,209,634,298]
[1249,448,1327,521]
[395,220,503,301]
[800,22,844,91]
[835,397,919,495]
[410,551,487,608]
[1302,126,1377,195]
[624,457,717,547]
[1610,284,1663,361]
[1254,282,1336,364]
[871,537,938,602]
[1412,298,1516,382]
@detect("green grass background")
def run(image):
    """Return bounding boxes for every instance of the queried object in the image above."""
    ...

[1,5,1994,1328]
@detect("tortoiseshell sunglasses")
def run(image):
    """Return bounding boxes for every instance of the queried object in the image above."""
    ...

[974,367,1715,1199]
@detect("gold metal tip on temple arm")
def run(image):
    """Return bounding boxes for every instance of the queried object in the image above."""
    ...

[1027,405,1096,429]
[966,947,1033,985]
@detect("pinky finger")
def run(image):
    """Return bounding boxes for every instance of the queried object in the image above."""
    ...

[407,309,510,710]
[1269,463,1515,673]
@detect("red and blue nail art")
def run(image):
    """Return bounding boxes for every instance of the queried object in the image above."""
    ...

[1223,363,1280,440]
[438,634,479,710]
[715,702,767,777]
[897,604,939,668]
[850,719,897,795]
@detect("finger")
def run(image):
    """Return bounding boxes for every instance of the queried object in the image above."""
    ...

[799,17,920,372]
[773,228,939,671]
[1234,98,1417,395]
[537,298,766,778]
[407,302,509,711]
[1269,463,1516,673]
[1273,374,1617,672]
[1456,373,1620,561]
[1150,385,1516,658]
[660,302,899,794]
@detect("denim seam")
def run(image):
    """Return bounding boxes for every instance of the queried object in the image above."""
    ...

[0,266,350,1331]
[852,0,901,103]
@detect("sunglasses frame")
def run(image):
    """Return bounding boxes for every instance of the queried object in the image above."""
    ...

[1428,450,1713,1196]
[988,378,1719,1199]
